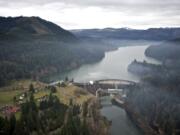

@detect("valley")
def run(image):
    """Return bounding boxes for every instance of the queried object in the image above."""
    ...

[0,16,180,135]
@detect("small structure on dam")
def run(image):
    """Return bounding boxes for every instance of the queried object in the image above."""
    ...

[95,88,124,97]
[73,79,136,98]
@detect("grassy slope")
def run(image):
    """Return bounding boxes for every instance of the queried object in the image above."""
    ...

[54,85,94,105]
[0,80,94,107]
[0,80,46,107]
[34,85,94,105]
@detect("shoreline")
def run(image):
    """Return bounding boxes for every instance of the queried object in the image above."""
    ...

[41,46,119,83]
[45,45,151,84]
[111,97,158,135]
[124,103,158,135]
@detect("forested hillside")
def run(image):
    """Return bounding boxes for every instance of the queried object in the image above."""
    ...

[0,17,107,86]
[127,40,180,135]
[0,16,77,41]
[145,38,180,60]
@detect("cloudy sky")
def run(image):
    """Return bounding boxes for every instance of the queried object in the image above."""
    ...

[0,0,180,29]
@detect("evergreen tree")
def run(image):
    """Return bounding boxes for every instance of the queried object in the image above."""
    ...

[0,116,7,135]
[29,93,38,113]
[51,86,57,93]
[81,119,90,135]
[69,98,73,106]
[82,102,88,118]
[9,114,16,135]
[29,84,35,93]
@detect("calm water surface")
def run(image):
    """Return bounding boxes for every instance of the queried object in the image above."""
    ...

[100,96,142,135]
[50,41,160,83]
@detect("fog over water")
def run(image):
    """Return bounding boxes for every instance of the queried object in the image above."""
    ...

[50,40,161,83]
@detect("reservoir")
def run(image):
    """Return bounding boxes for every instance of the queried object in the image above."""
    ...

[50,40,160,83]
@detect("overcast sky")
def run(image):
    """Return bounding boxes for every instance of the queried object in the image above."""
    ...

[0,0,180,29]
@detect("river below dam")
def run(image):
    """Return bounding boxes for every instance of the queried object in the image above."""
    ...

[100,96,142,135]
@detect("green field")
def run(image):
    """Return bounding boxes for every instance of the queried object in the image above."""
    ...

[0,80,94,107]
[0,80,46,107]
[0,90,23,107]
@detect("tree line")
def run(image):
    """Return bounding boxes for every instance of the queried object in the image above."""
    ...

[0,84,92,135]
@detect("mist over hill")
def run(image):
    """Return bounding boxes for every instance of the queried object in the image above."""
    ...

[0,16,108,86]
[145,38,180,61]
[71,28,180,41]
[126,38,180,135]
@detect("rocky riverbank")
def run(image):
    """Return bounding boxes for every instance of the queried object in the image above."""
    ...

[86,98,111,135]
[124,103,158,135]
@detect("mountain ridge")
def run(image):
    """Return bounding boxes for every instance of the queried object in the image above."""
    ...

[0,16,77,42]
[71,27,180,41]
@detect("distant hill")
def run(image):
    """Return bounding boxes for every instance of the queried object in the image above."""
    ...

[0,16,105,86]
[145,38,180,61]
[0,16,77,41]
[71,27,180,41]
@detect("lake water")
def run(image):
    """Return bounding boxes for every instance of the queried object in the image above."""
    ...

[50,40,160,83]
